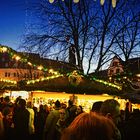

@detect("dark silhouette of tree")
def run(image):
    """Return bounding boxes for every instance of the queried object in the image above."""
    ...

[20,0,140,74]
[21,0,98,73]
[114,0,140,62]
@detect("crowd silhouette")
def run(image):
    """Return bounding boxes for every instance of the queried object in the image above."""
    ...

[0,95,140,140]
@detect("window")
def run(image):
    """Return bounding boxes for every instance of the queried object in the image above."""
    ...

[8,73,10,77]
[5,72,8,77]
[110,70,114,75]
[17,73,19,77]
[5,72,10,77]
[13,73,17,77]
[112,62,118,66]
[116,69,120,73]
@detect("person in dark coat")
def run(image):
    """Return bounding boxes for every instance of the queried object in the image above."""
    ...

[43,100,61,140]
[65,100,77,126]
[35,104,48,140]
[13,99,30,140]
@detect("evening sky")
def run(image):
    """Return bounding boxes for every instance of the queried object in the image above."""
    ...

[0,0,32,50]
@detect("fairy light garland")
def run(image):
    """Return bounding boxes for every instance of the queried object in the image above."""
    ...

[92,77,122,90]
[0,45,65,86]
[0,46,121,91]
[48,0,117,8]
[0,79,17,84]
[27,74,63,84]
[0,46,61,77]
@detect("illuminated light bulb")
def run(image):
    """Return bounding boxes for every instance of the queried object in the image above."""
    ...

[112,0,116,8]
[15,56,21,61]
[40,78,44,81]
[54,71,58,75]
[100,0,105,5]
[49,0,54,3]
[28,62,32,66]
[136,74,140,77]
[2,47,8,52]
[73,0,79,3]
[37,65,43,70]
[49,69,54,73]
[51,76,55,78]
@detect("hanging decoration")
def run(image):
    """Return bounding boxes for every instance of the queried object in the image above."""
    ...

[68,70,83,86]
[100,0,116,8]
[49,0,117,7]
[92,77,122,90]
[0,45,122,91]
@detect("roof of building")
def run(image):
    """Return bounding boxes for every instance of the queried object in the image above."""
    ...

[0,45,79,73]
[114,56,140,73]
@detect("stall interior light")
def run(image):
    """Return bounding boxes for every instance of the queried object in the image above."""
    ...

[49,0,116,7]
[136,74,140,77]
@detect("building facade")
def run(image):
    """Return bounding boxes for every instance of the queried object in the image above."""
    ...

[0,45,78,83]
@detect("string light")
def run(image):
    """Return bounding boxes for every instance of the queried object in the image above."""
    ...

[112,0,116,8]
[73,0,79,3]
[0,45,62,82]
[100,0,105,5]
[0,45,121,91]
[92,77,122,90]
[49,0,117,7]
[49,0,55,4]
[100,0,116,8]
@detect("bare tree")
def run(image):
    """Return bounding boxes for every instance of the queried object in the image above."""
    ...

[114,0,140,62]
[20,0,140,74]
[21,0,99,73]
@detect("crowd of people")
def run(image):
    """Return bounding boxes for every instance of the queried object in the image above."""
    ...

[0,95,140,140]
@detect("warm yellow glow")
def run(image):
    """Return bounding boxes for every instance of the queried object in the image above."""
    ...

[123,76,127,79]
[100,0,116,7]
[40,78,45,81]
[136,74,140,77]
[15,56,21,61]
[49,0,54,3]
[37,65,43,70]
[94,78,122,90]
[27,62,32,66]
[49,69,54,73]
[0,78,17,84]
[48,0,117,8]
[109,77,112,80]
[73,0,79,3]
[54,71,58,75]
[100,0,105,5]
[112,0,116,8]
[2,47,8,52]
[32,92,128,112]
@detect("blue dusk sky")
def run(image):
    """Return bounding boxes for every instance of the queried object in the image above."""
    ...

[0,0,32,50]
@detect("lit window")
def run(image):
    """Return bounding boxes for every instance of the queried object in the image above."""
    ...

[5,72,8,77]
[14,73,17,77]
